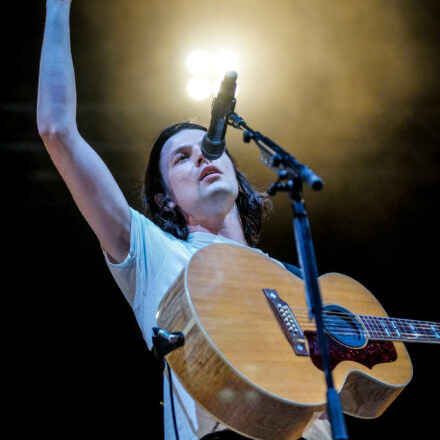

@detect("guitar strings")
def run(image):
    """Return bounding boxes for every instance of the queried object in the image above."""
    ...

[287,308,440,331]
[294,321,440,341]
[278,309,440,340]
[295,317,440,333]
[292,317,440,341]
[288,306,439,325]
[292,311,440,329]
[294,314,440,332]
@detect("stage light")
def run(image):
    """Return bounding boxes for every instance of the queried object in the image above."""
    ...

[213,50,239,75]
[186,76,212,100]
[186,50,211,75]
[212,77,222,96]
[186,49,239,100]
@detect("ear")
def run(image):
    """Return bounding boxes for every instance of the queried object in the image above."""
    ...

[154,193,176,211]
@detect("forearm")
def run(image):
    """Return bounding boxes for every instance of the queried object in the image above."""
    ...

[37,0,76,139]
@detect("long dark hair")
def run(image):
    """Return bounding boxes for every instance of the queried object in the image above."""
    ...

[142,121,272,247]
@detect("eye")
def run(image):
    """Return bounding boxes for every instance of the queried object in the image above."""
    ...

[174,153,189,164]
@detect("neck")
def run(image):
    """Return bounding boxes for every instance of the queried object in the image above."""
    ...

[187,204,248,246]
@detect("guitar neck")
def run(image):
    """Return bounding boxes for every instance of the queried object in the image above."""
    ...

[359,315,440,344]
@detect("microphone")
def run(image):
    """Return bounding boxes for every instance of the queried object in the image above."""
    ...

[201,71,237,160]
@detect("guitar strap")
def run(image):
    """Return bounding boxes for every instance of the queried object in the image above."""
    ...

[281,261,304,279]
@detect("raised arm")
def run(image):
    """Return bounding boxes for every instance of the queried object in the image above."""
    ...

[37,0,131,263]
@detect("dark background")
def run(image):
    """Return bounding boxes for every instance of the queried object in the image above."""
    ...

[2,1,440,439]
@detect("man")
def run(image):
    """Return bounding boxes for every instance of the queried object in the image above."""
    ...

[37,1,330,439]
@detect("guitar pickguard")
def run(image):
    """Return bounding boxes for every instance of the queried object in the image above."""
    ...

[304,331,398,370]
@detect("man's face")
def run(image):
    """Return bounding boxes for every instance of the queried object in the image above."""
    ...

[158,129,239,223]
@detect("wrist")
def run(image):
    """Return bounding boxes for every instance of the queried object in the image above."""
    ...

[46,0,71,7]
[45,0,71,19]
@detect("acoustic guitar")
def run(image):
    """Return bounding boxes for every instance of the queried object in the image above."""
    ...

[156,243,440,440]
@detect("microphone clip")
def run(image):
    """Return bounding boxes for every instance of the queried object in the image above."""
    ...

[152,327,185,370]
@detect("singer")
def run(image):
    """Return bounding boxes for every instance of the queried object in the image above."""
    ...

[37,1,330,439]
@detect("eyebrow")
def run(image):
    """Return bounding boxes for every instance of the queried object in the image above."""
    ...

[170,145,192,161]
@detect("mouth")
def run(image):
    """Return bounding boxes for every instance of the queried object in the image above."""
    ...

[200,165,222,181]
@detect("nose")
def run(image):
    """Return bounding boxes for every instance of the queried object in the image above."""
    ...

[196,147,210,167]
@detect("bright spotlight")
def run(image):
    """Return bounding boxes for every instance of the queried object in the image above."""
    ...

[186,50,211,75]
[185,49,239,100]
[213,50,239,75]
[212,77,222,96]
[187,76,212,100]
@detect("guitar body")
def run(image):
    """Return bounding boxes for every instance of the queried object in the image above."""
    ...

[156,244,413,440]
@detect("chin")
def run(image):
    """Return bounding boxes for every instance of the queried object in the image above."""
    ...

[206,181,237,199]
[201,187,237,213]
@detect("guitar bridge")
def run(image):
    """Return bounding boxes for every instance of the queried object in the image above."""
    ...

[263,289,309,356]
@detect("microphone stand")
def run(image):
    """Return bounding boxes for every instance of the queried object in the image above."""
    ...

[227,113,349,440]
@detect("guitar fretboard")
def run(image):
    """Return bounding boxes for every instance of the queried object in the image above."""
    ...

[359,315,440,343]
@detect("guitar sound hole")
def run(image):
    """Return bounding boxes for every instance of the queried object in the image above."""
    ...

[323,304,366,348]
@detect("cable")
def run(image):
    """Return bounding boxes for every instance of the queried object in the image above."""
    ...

[165,359,180,440]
